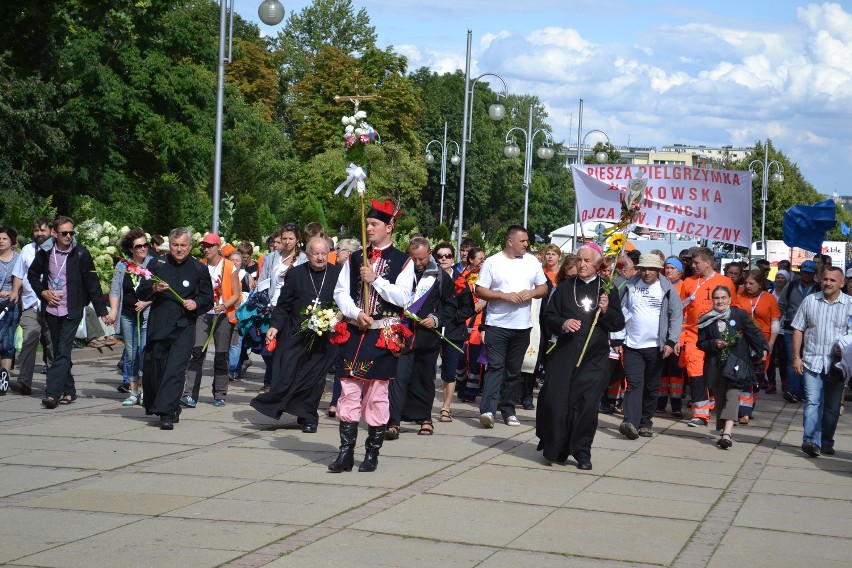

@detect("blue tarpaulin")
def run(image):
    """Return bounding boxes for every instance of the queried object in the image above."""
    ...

[782,199,837,253]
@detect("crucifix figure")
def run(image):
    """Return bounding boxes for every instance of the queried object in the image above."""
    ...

[580,296,593,312]
[334,71,381,113]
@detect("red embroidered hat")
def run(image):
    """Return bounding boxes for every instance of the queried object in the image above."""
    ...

[366,199,403,225]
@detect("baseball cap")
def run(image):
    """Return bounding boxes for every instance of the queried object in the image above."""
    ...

[799,260,817,273]
[200,233,222,246]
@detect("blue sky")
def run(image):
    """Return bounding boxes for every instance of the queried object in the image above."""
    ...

[236,0,851,196]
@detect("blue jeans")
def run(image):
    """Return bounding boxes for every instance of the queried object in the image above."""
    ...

[802,368,844,450]
[228,335,243,375]
[784,334,804,397]
[119,312,146,383]
[0,301,21,359]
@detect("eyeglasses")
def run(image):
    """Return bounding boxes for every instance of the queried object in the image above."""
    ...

[58,231,75,237]
[435,253,453,260]
[132,243,149,250]
[200,243,217,249]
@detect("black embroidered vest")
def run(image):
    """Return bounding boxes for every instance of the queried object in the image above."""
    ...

[348,245,410,318]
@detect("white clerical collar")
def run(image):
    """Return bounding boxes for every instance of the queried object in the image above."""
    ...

[581,275,597,284]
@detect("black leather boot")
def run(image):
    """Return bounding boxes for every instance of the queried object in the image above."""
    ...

[358,425,386,472]
[328,421,358,473]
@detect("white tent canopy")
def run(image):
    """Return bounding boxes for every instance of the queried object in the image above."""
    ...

[549,222,641,250]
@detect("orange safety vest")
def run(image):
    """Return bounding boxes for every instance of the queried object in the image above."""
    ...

[202,257,241,323]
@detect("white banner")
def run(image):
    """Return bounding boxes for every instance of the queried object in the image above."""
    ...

[572,165,753,248]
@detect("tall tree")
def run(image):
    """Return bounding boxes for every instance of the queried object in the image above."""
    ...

[273,0,376,102]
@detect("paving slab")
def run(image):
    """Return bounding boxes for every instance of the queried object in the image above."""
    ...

[0,507,142,565]
[606,453,736,489]
[751,477,852,500]
[708,526,852,568]
[583,476,722,505]
[71,471,253,497]
[0,464,97,497]
[270,455,451,489]
[757,464,852,486]
[19,488,204,514]
[733,493,852,538]
[350,493,555,547]
[513,508,697,565]
[216,480,387,525]
[2,414,140,438]
[427,462,596,506]
[486,549,659,568]
[264,529,494,568]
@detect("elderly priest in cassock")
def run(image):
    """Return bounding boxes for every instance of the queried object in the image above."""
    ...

[536,243,625,470]
[251,237,341,433]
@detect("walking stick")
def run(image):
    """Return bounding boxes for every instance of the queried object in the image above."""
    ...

[360,191,370,311]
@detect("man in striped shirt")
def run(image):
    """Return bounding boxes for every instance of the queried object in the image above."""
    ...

[790,266,851,457]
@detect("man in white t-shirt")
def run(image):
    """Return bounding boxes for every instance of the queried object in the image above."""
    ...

[474,226,548,428]
[617,254,682,439]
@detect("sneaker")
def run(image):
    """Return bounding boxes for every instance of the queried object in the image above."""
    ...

[521,397,535,410]
[619,421,639,440]
[783,391,798,403]
[801,441,821,457]
[41,364,48,374]
[479,412,494,428]
[179,395,196,408]
[213,399,226,407]
[504,415,521,427]
[672,410,684,419]
[687,418,707,427]
[638,427,653,438]
[116,383,131,394]
[121,394,139,407]
[598,401,615,414]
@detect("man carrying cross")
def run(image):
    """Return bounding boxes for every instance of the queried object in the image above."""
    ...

[329,199,416,473]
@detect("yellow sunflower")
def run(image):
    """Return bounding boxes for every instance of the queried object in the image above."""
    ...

[606,233,626,252]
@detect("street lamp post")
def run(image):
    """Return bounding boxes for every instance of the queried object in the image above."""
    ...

[503,106,554,227]
[211,0,285,235]
[425,122,461,225]
[456,29,508,257]
[749,141,784,258]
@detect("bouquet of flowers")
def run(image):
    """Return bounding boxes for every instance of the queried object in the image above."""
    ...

[335,110,381,198]
[111,255,184,303]
[719,326,742,362]
[298,302,342,350]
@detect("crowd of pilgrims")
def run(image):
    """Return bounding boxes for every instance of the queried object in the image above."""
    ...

[4,208,849,472]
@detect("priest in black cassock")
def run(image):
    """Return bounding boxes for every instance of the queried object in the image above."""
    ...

[251,237,341,433]
[537,244,625,470]
[139,228,213,430]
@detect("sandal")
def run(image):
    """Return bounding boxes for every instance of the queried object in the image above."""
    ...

[418,420,434,435]
[717,433,733,449]
[42,396,58,409]
[738,416,750,425]
[58,394,74,405]
[385,424,400,440]
[439,409,453,422]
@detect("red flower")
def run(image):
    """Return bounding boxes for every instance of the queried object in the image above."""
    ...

[330,321,350,345]
[454,276,467,294]
[377,323,412,353]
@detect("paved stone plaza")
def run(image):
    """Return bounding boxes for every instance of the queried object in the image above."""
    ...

[1,349,850,567]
